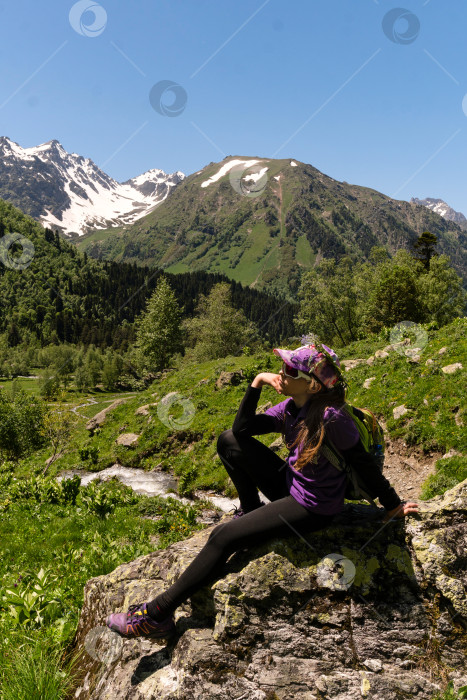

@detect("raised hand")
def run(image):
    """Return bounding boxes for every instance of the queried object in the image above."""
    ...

[251,372,283,394]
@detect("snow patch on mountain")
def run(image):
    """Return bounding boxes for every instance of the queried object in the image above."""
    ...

[201,159,267,188]
[0,137,184,236]
[243,167,268,184]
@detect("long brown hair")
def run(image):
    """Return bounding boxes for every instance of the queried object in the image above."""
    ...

[283,378,346,472]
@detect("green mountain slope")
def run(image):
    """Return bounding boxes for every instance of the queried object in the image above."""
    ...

[75,156,467,298]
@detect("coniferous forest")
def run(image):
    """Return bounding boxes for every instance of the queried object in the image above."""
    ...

[0,199,298,352]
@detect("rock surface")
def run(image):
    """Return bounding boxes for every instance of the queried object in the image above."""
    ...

[73,481,467,699]
[115,433,140,447]
[135,404,157,416]
[215,370,245,389]
[86,399,129,432]
[393,404,409,420]
[341,359,366,371]
[441,363,463,375]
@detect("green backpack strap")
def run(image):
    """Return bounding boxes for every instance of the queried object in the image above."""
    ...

[342,404,384,456]
[322,412,380,508]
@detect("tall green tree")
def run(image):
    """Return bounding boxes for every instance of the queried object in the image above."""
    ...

[182,282,258,361]
[0,388,48,460]
[362,252,424,331]
[418,255,466,326]
[134,276,184,373]
[411,231,438,270]
[295,258,359,346]
[102,353,123,390]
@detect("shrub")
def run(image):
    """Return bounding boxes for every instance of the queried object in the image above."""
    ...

[0,389,48,460]
[79,446,99,464]
[2,567,62,627]
[60,475,81,505]
[7,475,81,506]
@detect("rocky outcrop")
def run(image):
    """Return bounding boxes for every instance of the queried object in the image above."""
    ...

[215,370,245,389]
[73,481,467,699]
[341,359,367,371]
[86,399,129,432]
[135,404,157,416]
[441,363,463,375]
[115,433,140,447]
[393,404,409,420]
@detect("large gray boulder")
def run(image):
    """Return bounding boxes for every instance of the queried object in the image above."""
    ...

[73,480,467,699]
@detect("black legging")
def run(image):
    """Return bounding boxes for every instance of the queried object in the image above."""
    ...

[148,429,335,617]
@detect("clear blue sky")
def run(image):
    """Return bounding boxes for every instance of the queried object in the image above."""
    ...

[1,0,466,212]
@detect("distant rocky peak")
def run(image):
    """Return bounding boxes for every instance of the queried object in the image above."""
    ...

[0,136,185,236]
[411,196,467,230]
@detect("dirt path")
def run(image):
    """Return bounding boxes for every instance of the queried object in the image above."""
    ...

[381,423,442,501]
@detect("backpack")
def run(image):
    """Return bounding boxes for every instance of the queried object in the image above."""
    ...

[320,404,385,507]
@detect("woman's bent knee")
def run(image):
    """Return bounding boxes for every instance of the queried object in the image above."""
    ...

[217,429,236,455]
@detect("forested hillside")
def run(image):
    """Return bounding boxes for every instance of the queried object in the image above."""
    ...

[0,199,297,350]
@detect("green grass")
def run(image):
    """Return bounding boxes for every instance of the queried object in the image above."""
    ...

[0,634,81,700]
[420,455,467,499]
[0,473,211,698]
[0,377,42,395]
[295,233,316,267]
[342,318,466,455]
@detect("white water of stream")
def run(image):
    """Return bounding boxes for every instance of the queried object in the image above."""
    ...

[57,465,247,513]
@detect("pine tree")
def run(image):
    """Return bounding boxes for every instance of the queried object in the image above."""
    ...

[134,276,184,373]
[411,231,438,270]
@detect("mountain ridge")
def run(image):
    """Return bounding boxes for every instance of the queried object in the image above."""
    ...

[0,136,185,236]
[76,155,467,298]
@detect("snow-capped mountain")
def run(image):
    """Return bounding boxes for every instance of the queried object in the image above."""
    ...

[0,137,184,236]
[411,197,467,230]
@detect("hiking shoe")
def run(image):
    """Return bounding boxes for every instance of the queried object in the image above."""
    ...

[106,602,176,639]
[231,500,266,519]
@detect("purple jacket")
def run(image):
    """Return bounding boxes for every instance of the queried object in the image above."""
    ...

[263,396,359,514]
[231,385,401,514]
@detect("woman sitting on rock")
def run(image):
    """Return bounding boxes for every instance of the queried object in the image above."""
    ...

[106,340,418,639]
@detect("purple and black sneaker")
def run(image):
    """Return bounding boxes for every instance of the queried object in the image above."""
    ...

[106,602,176,639]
